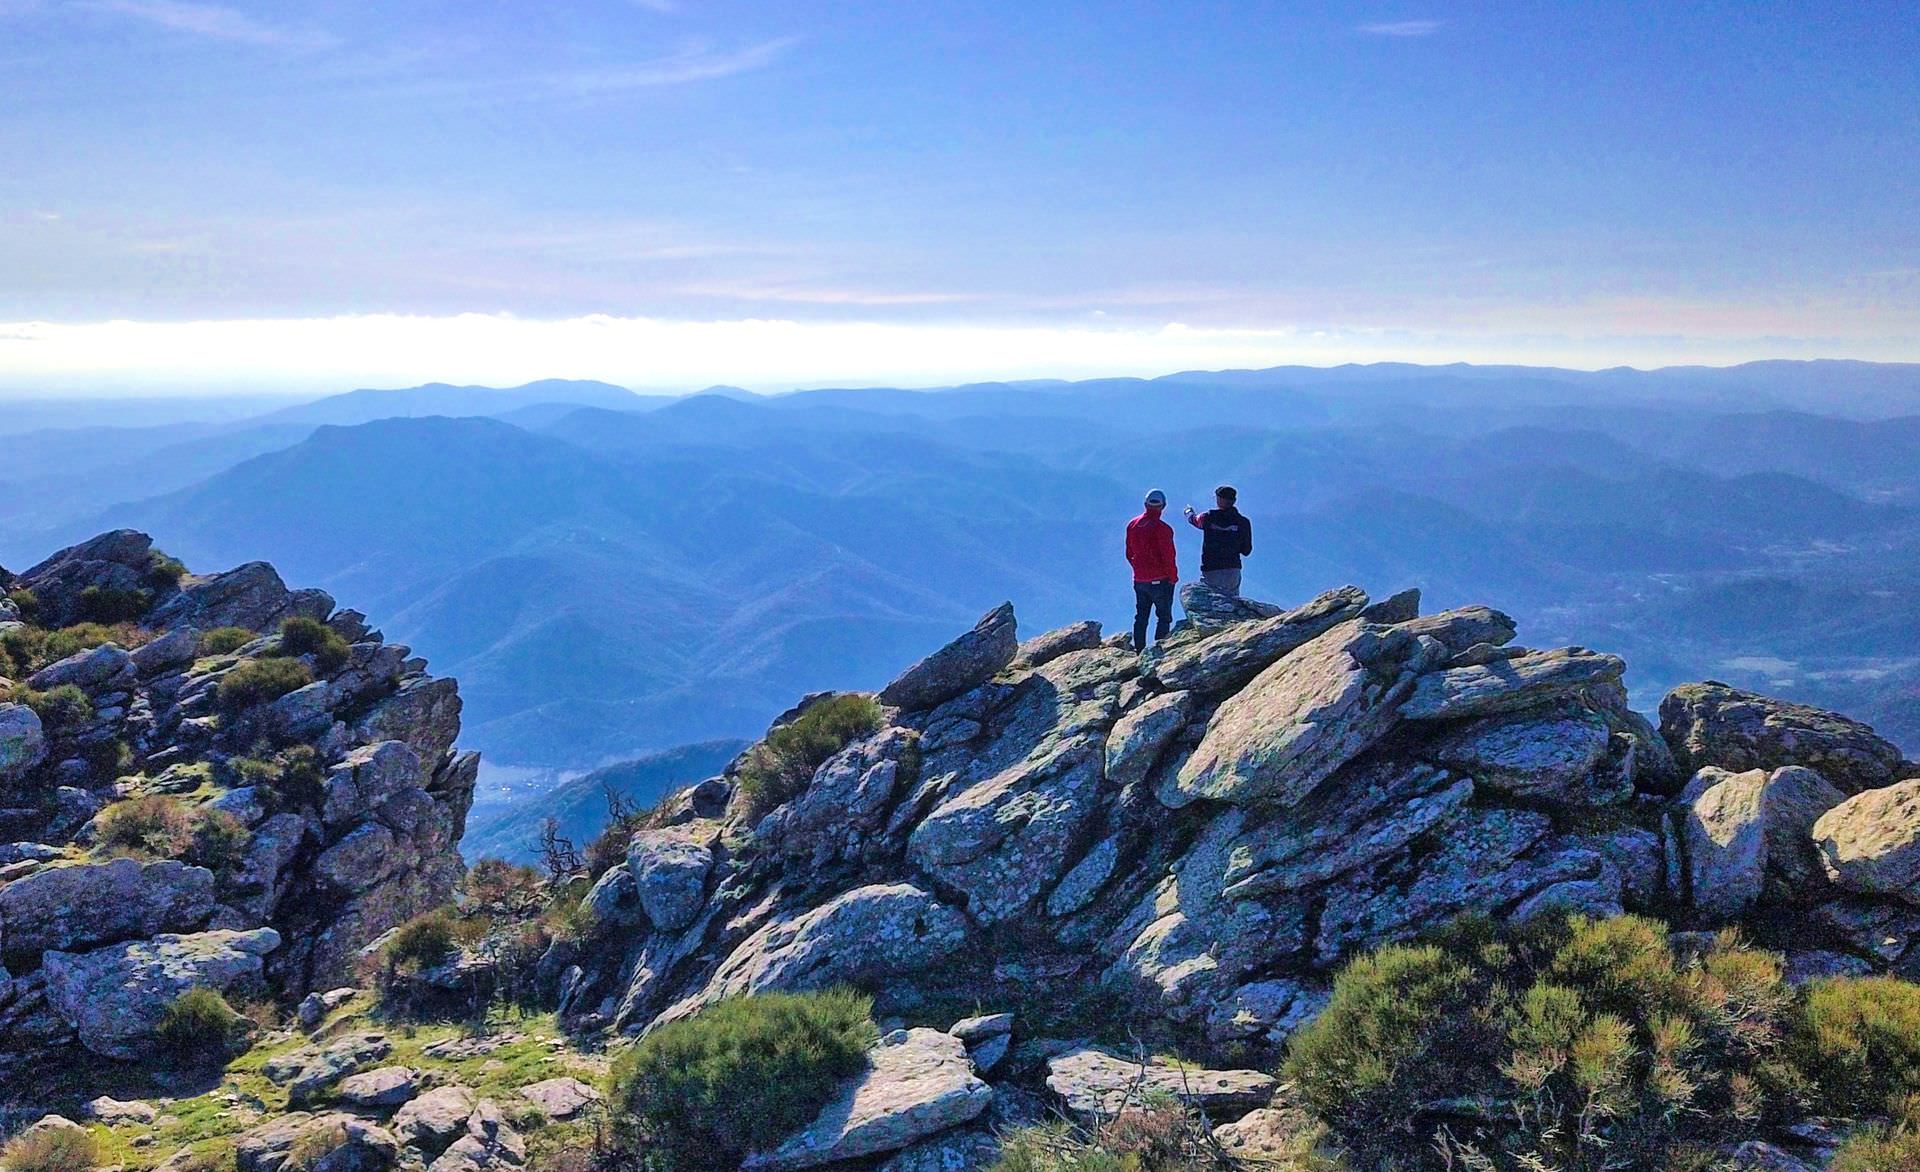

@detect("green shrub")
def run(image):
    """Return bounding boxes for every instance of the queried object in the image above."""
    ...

[610,988,878,1167]
[6,684,93,735]
[734,694,882,822]
[1283,916,1802,1171]
[1788,975,1920,1117]
[75,584,149,625]
[188,808,251,870]
[0,1125,99,1172]
[199,626,256,656]
[155,986,251,1062]
[1285,943,1475,1119]
[4,587,40,624]
[218,657,313,710]
[383,908,458,971]
[96,797,248,867]
[274,616,349,674]
[146,550,188,589]
[988,1125,1136,1172]
[96,795,194,857]
[1830,1099,1920,1172]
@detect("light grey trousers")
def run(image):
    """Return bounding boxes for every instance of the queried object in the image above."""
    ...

[1201,568,1242,596]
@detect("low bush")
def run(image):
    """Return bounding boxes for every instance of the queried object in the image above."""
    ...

[274,616,350,674]
[75,584,149,625]
[0,1125,99,1172]
[463,858,547,915]
[43,621,152,663]
[146,550,188,589]
[1787,975,1920,1117]
[734,693,882,822]
[188,808,251,870]
[4,587,40,623]
[1283,915,1802,1170]
[96,795,195,857]
[155,986,251,1062]
[609,988,878,1167]
[11,683,94,734]
[284,1121,350,1172]
[218,657,313,710]
[199,626,256,656]
[1830,1098,1920,1172]
[383,908,458,971]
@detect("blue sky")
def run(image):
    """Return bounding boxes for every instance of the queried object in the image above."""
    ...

[2,1,1916,390]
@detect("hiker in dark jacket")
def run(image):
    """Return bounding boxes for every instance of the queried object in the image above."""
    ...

[1125,489,1178,651]
[1184,484,1252,597]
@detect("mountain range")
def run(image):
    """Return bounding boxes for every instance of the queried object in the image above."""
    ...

[2,360,1916,775]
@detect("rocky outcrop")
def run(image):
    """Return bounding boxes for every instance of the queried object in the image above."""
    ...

[549,579,1920,1078]
[1813,778,1920,901]
[1661,682,1909,794]
[0,532,475,1076]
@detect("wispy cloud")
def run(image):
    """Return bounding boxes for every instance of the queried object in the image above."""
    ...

[627,0,679,12]
[1358,19,1442,37]
[83,0,335,49]
[548,37,794,94]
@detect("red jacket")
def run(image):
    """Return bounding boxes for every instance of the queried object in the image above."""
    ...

[1125,507,1179,583]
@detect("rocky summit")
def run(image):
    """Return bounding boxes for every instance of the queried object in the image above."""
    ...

[5,537,1920,1170]
[0,531,475,1081]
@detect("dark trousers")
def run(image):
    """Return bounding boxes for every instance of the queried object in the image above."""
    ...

[1132,579,1175,650]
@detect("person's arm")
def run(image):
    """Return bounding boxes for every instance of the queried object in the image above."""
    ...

[1241,515,1253,557]
[1186,509,1206,530]
[1125,525,1139,568]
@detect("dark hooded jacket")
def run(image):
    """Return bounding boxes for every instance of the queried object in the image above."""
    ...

[1189,505,1252,571]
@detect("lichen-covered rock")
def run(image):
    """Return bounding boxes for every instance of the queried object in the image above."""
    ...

[1015,620,1103,668]
[672,884,970,1015]
[1681,766,1845,918]
[336,1066,421,1108]
[429,1099,524,1172]
[1103,689,1191,788]
[1168,620,1409,809]
[392,1085,478,1155]
[518,1076,600,1121]
[28,642,132,692]
[626,827,714,931]
[1044,1046,1276,1118]
[1661,682,1907,795]
[148,560,332,633]
[1177,582,1286,629]
[0,858,214,960]
[743,1028,991,1170]
[0,703,45,783]
[1423,703,1622,804]
[1141,585,1367,695]
[879,603,1018,714]
[41,927,279,1060]
[1400,646,1626,722]
[1813,777,1920,902]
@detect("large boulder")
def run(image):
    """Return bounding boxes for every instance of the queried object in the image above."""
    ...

[1660,682,1908,795]
[1015,620,1103,669]
[238,1113,400,1172]
[0,703,45,783]
[41,927,280,1060]
[1399,647,1626,722]
[1167,620,1416,809]
[321,740,425,828]
[743,1028,992,1170]
[1422,703,1621,804]
[28,643,132,692]
[879,603,1018,712]
[147,560,333,633]
[1141,585,1368,695]
[392,1086,479,1155]
[1813,777,1920,902]
[1044,1046,1276,1118]
[0,857,215,961]
[627,827,715,931]
[1681,766,1846,919]
[672,884,970,1014]
[1177,583,1286,629]
[1103,690,1192,789]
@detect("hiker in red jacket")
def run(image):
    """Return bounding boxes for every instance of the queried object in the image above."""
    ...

[1126,489,1179,651]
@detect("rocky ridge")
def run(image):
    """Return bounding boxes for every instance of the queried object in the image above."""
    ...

[0,531,476,1080]
[522,580,1920,1164]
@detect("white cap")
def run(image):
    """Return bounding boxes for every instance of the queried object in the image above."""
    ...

[1144,489,1167,507]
